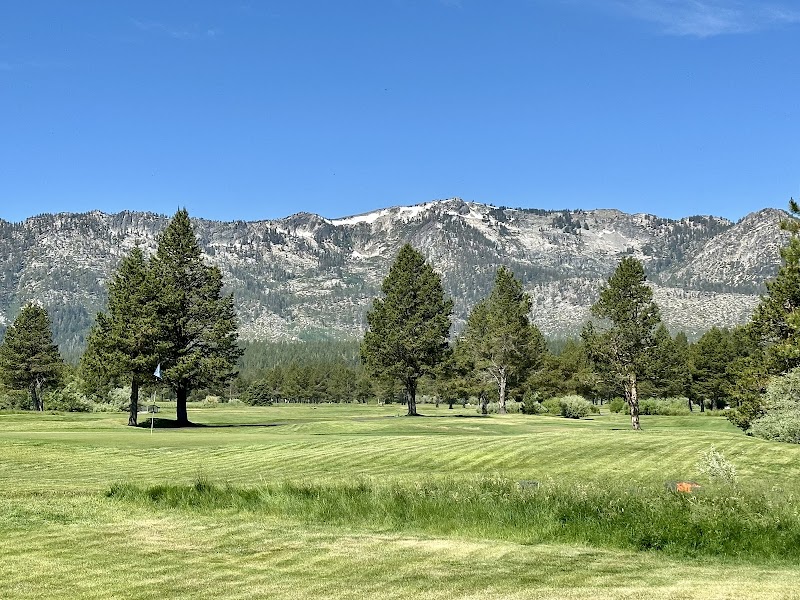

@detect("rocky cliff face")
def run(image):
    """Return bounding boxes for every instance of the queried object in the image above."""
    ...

[0,199,787,357]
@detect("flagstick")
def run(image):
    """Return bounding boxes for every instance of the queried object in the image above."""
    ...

[151,389,156,435]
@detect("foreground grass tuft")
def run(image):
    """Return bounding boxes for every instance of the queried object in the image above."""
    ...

[107,475,800,561]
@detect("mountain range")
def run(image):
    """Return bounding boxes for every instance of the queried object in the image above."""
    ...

[0,198,788,359]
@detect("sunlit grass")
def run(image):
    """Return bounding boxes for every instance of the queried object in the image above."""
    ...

[2,404,800,598]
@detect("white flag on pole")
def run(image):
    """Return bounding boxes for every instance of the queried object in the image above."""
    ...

[154,363,161,379]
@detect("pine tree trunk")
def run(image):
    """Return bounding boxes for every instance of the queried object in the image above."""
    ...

[29,383,39,411]
[405,379,418,416]
[688,397,693,412]
[498,369,507,414]
[479,391,488,415]
[128,377,139,427]
[628,372,641,430]
[176,385,190,425]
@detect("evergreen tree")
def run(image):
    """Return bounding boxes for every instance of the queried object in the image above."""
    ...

[689,327,737,411]
[462,267,545,413]
[361,244,453,416]
[81,246,160,426]
[650,326,692,402]
[0,303,63,410]
[582,257,661,430]
[150,209,243,425]
[751,198,800,373]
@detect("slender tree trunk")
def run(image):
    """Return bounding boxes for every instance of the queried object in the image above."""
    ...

[498,368,507,414]
[176,385,190,425]
[688,396,693,412]
[699,398,705,413]
[36,379,44,411]
[479,391,488,415]
[29,383,39,411]
[628,372,641,430]
[128,377,139,427]
[405,379,418,416]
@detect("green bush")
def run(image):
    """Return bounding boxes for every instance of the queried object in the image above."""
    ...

[479,400,523,414]
[749,369,800,444]
[558,395,593,419]
[44,380,93,412]
[0,387,30,410]
[696,446,737,484]
[609,397,625,413]
[637,398,691,416]
[617,398,691,416]
[750,410,800,444]
[521,399,547,415]
[541,397,561,414]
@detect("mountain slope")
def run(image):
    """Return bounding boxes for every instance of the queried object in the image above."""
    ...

[0,199,787,357]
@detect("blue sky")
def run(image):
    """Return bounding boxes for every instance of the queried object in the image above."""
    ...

[1,1,798,223]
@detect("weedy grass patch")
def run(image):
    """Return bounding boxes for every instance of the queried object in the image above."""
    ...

[106,475,800,561]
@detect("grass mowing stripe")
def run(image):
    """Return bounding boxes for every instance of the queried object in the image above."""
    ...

[5,406,800,598]
[3,496,800,600]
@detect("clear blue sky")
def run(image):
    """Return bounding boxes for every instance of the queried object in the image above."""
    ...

[1,1,798,223]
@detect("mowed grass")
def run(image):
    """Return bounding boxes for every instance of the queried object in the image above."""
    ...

[3,403,800,599]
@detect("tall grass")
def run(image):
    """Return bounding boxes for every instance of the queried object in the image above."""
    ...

[106,475,800,561]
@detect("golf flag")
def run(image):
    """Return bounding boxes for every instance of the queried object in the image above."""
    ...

[154,363,161,379]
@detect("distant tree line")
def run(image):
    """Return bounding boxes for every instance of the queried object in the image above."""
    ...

[4,200,800,440]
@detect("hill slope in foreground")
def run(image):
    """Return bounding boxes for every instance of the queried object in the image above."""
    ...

[0,199,789,354]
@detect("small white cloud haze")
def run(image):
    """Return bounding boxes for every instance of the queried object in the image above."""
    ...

[604,0,800,36]
[131,19,218,40]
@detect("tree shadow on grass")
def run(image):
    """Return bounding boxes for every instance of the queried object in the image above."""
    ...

[412,413,488,419]
[135,418,288,429]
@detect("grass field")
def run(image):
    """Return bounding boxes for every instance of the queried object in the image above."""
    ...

[2,403,800,599]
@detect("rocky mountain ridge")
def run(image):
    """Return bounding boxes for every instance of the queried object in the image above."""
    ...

[0,199,788,358]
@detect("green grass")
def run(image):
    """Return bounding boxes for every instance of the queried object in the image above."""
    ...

[3,403,800,598]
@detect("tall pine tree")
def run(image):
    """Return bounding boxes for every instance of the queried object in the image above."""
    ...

[82,246,160,426]
[462,266,545,413]
[750,198,800,373]
[150,209,243,426]
[361,244,452,416]
[0,303,63,411]
[583,257,661,430]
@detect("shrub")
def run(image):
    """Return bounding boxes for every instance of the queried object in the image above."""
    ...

[618,398,691,416]
[696,446,737,484]
[750,410,800,444]
[522,399,547,415]
[558,395,593,419]
[478,400,523,414]
[749,369,800,444]
[44,380,93,412]
[609,397,625,413]
[0,387,30,410]
[541,397,561,415]
[638,398,691,416]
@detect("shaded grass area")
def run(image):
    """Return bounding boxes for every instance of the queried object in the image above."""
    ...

[106,475,800,562]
